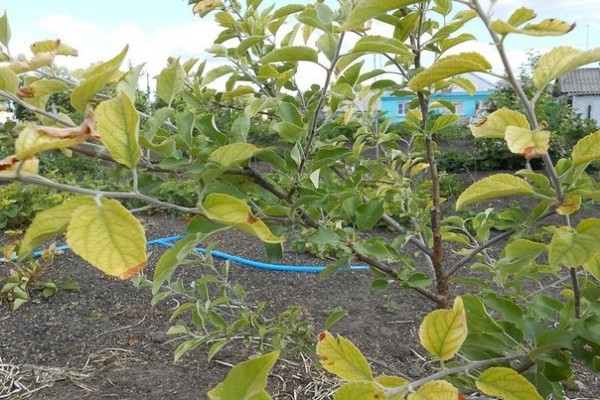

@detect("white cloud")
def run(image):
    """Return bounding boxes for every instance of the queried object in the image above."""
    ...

[12,13,222,88]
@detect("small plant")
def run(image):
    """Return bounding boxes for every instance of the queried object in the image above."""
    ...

[0,237,78,310]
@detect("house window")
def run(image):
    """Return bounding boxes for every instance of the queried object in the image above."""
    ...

[453,102,464,114]
[397,102,407,115]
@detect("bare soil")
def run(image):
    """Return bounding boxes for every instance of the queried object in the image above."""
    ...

[1,214,598,399]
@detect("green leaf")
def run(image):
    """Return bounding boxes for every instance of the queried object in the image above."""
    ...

[208,143,265,168]
[18,197,95,259]
[419,297,467,361]
[202,193,283,243]
[272,121,304,142]
[476,367,542,400]
[584,253,600,282]
[433,114,460,132]
[333,382,384,399]
[0,67,18,94]
[236,36,265,56]
[325,308,348,330]
[343,0,422,30]
[0,11,10,48]
[153,234,204,294]
[408,53,491,91]
[70,45,128,112]
[439,33,476,53]
[176,111,195,149]
[470,107,529,139]
[533,46,600,89]
[549,218,600,268]
[95,91,141,169]
[258,46,318,63]
[273,4,305,19]
[157,59,185,107]
[406,380,459,400]
[202,65,234,86]
[207,351,279,400]
[317,331,373,381]
[118,64,146,101]
[456,174,534,210]
[66,199,147,279]
[351,35,410,56]
[572,131,600,167]
[356,198,383,230]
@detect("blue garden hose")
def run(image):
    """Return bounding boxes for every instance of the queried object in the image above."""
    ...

[21,234,369,274]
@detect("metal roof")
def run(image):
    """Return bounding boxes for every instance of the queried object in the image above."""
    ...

[559,68,600,95]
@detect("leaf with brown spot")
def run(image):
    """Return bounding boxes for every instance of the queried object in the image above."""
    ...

[15,106,99,159]
[0,155,39,176]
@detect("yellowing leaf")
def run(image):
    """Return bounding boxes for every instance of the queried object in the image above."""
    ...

[15,108,99,159]
[208,351,279,400]
[455,174,534,210]
[572,131,600,167]
[491,18,574,37]
[342,0,422,30]
[0,11,10,48]
[66,199,147,279]
[193,0,224,15]
[0,155,39,176]
[8,52,55,74]
[476,367,542,400]
[95,91,141,169]
[71,45,128,111]
[156,59,185,107]
[534,46,600,89]
[549,218,600,269]
[408,53,491,91]
[18,197,96,259]
[19,78,70,98]
[0,67,18,94]
[333,382,384,400]
[470,108,529,139]
[407,380,459,400]
[584,254,600,282]
[317,331,373,382]
[556,194,582,216]
[504,126,549,159]
[507,7,536,27]
[208,143,265,168]
[30,39,78,56]
[419,297,467,361]
[202,193,283,243]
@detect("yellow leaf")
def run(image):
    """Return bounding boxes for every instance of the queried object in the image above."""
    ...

[316,331,373,382]
[333,382,384,400]
[407,380,459,400]
[18,197,95,259]
[15,108,99,159]
[202,193,283,244]
[408,53,491,91]
[375,375,410,399]
[572,131,600,167]
[208,143,265,168]
[455,174,534,210]
[8,52,55,73]
[556,194,582,216]
[95,91,141,169]
[534,46,600,89]
[419,297,467,361]
[66,199,147,279]
[504,126,549,159]
[476,367,542,400]
[506,7,536,27]
[470,108,529,139]
[0,155,39,176]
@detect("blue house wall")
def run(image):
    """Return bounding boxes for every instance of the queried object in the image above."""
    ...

[380,91,493,122]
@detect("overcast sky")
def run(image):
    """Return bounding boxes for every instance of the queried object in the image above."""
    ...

[4,0,600,89]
